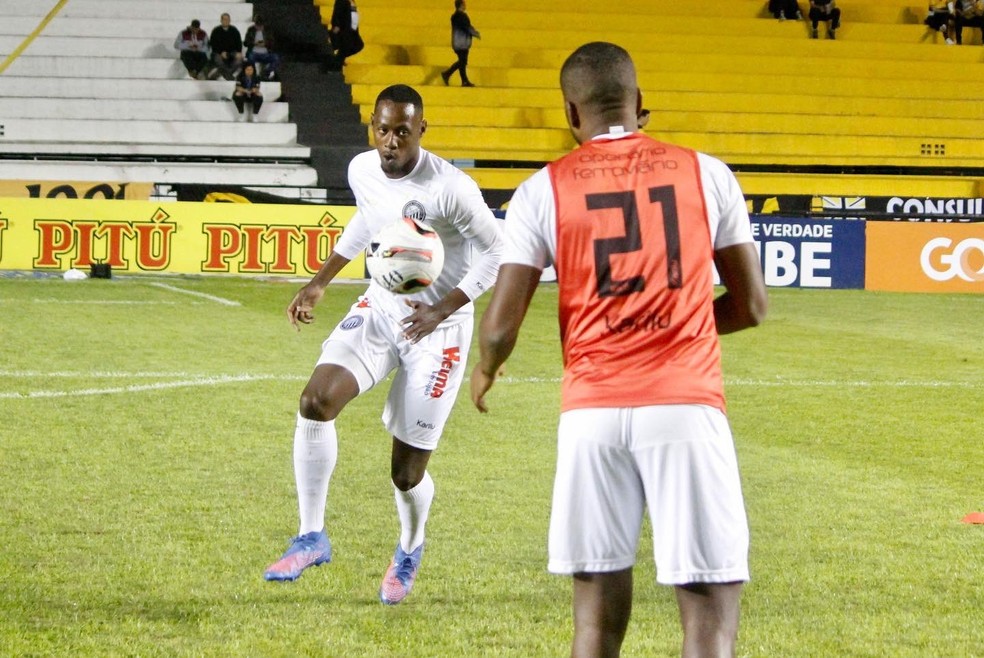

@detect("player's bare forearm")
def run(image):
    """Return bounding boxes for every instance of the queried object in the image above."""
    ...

[472,264,541,411]
[713,243,768,334]
[308,251,351,288]
[286,251,351,330]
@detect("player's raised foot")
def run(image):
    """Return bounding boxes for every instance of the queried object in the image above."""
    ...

[263,530,332,582]
[379,543,424,605]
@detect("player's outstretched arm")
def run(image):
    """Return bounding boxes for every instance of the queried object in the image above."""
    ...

[471,264,541,413]
[713,242,768,335]
[286,251,351,331]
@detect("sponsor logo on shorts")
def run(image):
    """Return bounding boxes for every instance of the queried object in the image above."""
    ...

[425,346,460,398]
[402,200,427,224]
[416,419,435,430]
[339,315,364,330]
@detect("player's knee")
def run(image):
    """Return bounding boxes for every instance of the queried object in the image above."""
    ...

[390,466,424,491]
[298,388,342,421]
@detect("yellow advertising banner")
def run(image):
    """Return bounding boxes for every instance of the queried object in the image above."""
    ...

[0,198,366,279]
[0,180,153,200]
[866,221,984,293]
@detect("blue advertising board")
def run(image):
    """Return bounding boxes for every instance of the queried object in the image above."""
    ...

[494,209,867,290]
[749,216,866,289]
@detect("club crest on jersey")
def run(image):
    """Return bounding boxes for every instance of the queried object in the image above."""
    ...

[425,346,460,398]
[340,315,364,330]
[402,200,427,224]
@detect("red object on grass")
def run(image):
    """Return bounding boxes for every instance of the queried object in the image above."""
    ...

[961,512,984,524]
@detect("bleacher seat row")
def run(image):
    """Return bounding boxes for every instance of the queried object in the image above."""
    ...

[0,0,982,197]
[327,0,984,198]
[0,0,317,186]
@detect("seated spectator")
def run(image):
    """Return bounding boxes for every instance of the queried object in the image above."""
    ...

[233,62,263,122]
[209,13,244,80]
[245,14,281,81]
[809,0,841,38]
[954,0,984,43]
[769,0,803,20]
[174,19,210,79]
[924,1,955,44]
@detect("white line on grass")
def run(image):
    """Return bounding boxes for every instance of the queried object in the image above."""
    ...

[146,282,241,307]
[33,299,190,305]
[496,377,980,388]
[0,373,977,400]
[0,370,305,378]
[0,299,191,304]
[0,374,302,399]
[725,378,980,388]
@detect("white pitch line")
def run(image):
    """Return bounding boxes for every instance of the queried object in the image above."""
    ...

[0,373,978,400]
[39,300,188,305]
[0,374,296,400]
[0,299,190,304]
[0,370,305,379]
[497,377,980,388]
[146,282,241,307]
[725,378,980,389]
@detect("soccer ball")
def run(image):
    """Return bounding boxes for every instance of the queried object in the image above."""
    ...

[366,217,445,294]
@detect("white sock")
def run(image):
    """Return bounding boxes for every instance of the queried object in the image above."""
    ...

[293,413,338,536]
[394,470,434,553]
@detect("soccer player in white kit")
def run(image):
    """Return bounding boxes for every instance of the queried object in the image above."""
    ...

[264,84,503,605]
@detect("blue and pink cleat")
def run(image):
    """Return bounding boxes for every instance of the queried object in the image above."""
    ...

[379,543,424,605]
[263,530,332,582]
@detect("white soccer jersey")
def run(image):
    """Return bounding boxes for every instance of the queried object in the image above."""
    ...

[502,133,754,270]
[334,148,503,326]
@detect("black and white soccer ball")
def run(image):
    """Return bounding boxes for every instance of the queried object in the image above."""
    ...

[366,217,445,294]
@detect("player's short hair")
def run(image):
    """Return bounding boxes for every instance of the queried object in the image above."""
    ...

[455,0,465,10]
[560,42,637,112]
[191,19,200,28]
[375,84,424,114]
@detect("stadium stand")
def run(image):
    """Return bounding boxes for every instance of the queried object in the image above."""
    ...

[2,0,982,203]
[0,0,318,187]
[327,0,984,203]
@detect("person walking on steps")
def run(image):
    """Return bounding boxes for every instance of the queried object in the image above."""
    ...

[441,0,480,87]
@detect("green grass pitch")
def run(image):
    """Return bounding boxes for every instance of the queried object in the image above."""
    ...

[0,275,981,657]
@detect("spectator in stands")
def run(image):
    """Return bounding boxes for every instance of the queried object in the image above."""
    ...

[954,0,984,43]
[924,2,956,44]
[637,108,651,130]
[209,12,244,80]
[174,19,210,80]
[233,62,263,122]
[245,14,281,81]
[808,0,841,38]
[330,0,364,69]
[441,0,480,87]
[769,0,803,20]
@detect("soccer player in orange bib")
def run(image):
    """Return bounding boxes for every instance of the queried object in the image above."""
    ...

[471,42,768,657]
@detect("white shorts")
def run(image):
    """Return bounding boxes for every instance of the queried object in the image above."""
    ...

[548,404,749,585]
[316,297,472,451]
